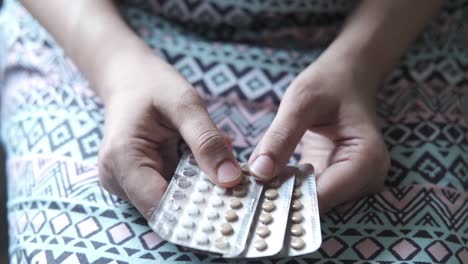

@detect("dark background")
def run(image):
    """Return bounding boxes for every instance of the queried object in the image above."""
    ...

[1,146,8,263]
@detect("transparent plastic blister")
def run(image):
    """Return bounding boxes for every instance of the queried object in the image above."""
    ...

[149,153,263,257]
[282,164,322,256]
[150,153,321,258]
[244,167,296,257]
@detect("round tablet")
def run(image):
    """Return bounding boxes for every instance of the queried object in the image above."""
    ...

[191,192,205,205]
[182,167,197,177]
[200,222,214,233]
[254,239,268,251]
[292,199,303,211]
[229,197,242,209]
[167,200,181,211]
[291,224,304,236]
[206,209,219,220]
[162,211,176,223]
[264,189,278,200]
[241,175,250,185]
[224,210,238,222]
[175,229,189,240]
[293,188,302,199]
[294,176,302,187]
[213,186,226,195]
[220,223,234,236]
[269,179,281,188]
[256,225,270,238]
[241,164,250,174]
[214,237,230,249]
[232,185,247,197]
[262,200,276,212]
[196,181,210,192]
[291,212,303,223]
[259,212,273,225]
[172,190,187,200]
[181,218,195,229]
[177,176,192,189]
[188,156,197,165]
[290,237,305,250]
[195,235,209,245]
[186,204,200,216]
[211,196,224,207]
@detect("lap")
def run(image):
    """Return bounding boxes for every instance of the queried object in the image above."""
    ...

[1,1,467,263]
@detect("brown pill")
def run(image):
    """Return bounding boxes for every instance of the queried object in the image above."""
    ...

[291,211,303,223]
[293,188,302,199]
[224,209,238,222]
[291,224,304,236]
[254,239,268,251]
[294,176,302,187]
[241,175,250,185]
[220,223,234,236]
[256,225,270,238]
[262,200,276,212]
[241,164,250,174]
[264,189,278,200]
[290,237,305,250]
[259,212,273,225]
[232,185,247,197]
[229,197,242,209]
[292,199,303,211]
[269,179,281,188]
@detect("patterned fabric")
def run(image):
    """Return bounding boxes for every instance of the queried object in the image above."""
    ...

[1,0,467,263]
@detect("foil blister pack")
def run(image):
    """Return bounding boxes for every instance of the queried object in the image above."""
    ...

[149,153,321,258]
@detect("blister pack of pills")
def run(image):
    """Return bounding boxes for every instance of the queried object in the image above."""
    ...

[149,153,321,258]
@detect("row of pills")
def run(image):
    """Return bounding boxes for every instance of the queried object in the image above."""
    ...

[244,167,296,258]
[289,177,306,250]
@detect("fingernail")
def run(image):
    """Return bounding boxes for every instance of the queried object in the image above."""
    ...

[250,154,275,179]
[217,160,242,183]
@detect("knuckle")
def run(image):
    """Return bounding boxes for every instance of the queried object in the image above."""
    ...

[174,90,205,117]
[195,129,227,155]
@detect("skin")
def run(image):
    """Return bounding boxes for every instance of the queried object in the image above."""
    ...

[20,0,445,218]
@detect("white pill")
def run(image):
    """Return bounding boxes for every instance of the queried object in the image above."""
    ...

[215,237,230,249]
[175,229,189,240]
[181,217,195,229]
[191,192,205,204]
[213,186,226,195]
[166,200,181,212]
[186,204,200,216]
[195,235,209,245]
[206,209,219,220]
[196,181,210,192]
[200,222,214,233]
[211,196,224,207]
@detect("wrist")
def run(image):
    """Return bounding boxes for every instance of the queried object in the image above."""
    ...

[94,46,165,105]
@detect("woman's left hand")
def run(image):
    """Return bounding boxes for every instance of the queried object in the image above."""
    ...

[248,57,390,213]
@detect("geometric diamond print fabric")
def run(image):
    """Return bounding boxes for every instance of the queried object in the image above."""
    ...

[1,0,467,263]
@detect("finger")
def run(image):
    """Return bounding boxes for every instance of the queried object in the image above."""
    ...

[314,161,383,214]
[173,93,242,187]
[248,103,307,181]
[121,166,168,220]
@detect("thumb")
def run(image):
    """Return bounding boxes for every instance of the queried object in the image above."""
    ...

[248,104,307,181]
[175,99,242,187]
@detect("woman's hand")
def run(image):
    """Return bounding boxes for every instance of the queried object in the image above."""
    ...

[248,57,390,213]
[97,53,243,219]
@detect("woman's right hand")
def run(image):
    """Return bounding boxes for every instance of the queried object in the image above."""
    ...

[97,51,243,219]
